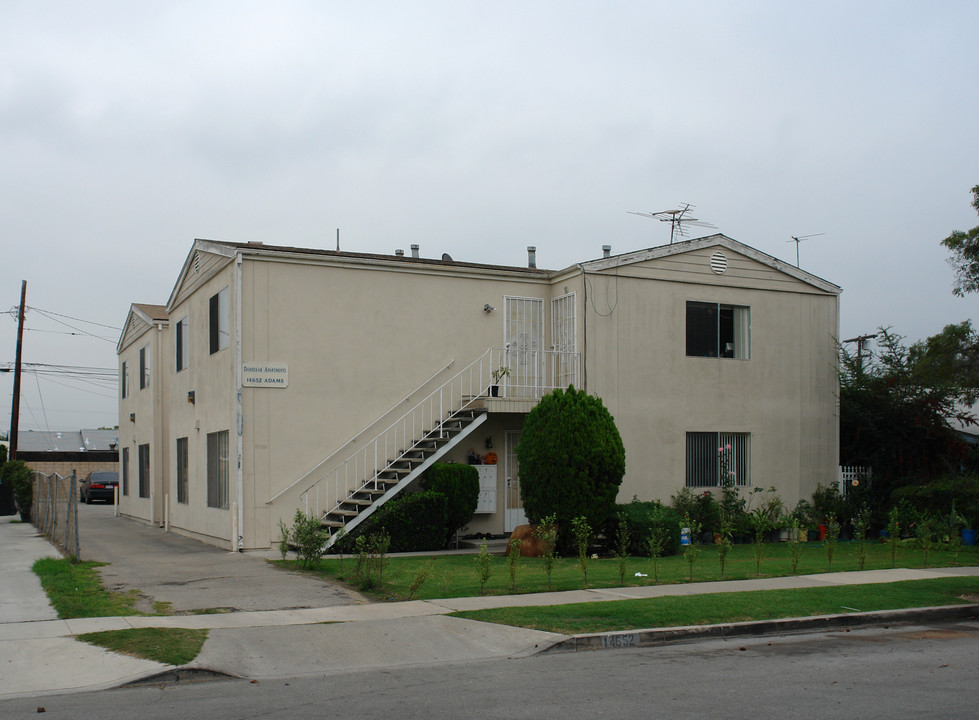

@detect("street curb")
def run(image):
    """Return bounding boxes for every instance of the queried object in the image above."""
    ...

[544,604,979,653]
[120,667,241,688]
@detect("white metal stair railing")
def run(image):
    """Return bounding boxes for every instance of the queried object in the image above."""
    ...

[298,348,500,526]
[297,347,581,538]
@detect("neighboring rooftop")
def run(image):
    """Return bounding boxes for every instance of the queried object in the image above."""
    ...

[15,429,120,453]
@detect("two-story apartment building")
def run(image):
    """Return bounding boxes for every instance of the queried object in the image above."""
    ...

[117,234,840,551]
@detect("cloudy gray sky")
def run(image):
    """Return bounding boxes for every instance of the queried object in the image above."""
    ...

[2,1,977,433]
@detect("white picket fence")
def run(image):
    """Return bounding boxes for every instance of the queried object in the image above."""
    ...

[838,465,872,496]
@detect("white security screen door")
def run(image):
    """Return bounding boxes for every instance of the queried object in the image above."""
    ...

[505,431,528,531]
[504,296,544,398]
[551,292,577,389]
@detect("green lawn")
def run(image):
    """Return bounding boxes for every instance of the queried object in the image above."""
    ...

[282,539,979,601]
[77,628,209,666]
[33,558,142,618]
[449,576,979,634]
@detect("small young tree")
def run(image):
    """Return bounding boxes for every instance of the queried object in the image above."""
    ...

[507,537,522,592]
[571,516,592,586]
[474,539,493,594]
[824,513,840,571]
[518,387,625,550]
[613,512,630,584]
[886,506,901,568]
[853,504,871,571]
[645,528,664,583]
[682,516,701,581]
[534,514,558,591]
[788,518,803,574]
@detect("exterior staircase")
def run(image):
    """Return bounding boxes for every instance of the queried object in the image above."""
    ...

[317,407,487,540]
[275,346,579,548]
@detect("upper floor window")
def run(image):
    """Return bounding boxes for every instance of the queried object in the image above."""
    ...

[686,302,750,359]
[139,345,150,389]
[209,287,229,354]
[176,317,189,371]
[121,360,129,398]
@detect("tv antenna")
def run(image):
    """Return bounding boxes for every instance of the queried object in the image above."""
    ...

[627,203,716,244]
[787,233,824,268]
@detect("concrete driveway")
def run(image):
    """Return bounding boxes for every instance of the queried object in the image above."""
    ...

[76,503,363,613]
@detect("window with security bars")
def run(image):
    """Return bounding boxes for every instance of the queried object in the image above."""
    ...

[685,432,750,487]
[176,437,189,504]
[207,430,229,509]
[138,444,150,498]
[121,447,130,496]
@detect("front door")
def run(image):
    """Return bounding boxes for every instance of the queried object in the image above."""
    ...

[504,431,528,531]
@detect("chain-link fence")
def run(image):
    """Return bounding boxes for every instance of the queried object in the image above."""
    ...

[31,471,81,561]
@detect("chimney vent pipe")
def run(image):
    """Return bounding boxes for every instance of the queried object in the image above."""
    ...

[603,245,612,258]
[410,244,420,259]
[527,246,537,269]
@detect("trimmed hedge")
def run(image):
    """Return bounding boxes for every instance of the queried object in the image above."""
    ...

[335,490,448,553]
[517,386,625,550]
[421,463,479,545]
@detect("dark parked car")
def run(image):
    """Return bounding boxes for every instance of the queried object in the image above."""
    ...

[80,471,119,504]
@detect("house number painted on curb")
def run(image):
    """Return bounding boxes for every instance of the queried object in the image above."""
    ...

[242,362,289,388]
[602,633,640,649]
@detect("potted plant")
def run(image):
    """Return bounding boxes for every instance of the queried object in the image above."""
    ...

[490,366,510,397]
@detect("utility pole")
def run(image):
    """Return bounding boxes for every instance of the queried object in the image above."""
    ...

[842,333,877,374]
[9,280,26,460]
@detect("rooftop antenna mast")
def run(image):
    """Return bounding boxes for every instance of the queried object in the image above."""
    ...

[787,233,824,268]
[627,203,716,244]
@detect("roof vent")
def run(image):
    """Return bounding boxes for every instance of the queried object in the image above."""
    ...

[527,246,537,269]
[442,253,453,262]
[395,249,404,257]
[411,244,420,259]
[602,245,612,258]
[710,251,728,274]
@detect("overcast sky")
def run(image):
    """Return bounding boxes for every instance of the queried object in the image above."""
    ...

[2,1,977,433]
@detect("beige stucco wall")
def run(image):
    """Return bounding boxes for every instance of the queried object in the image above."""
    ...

[117,316,168,526]
[239,256,555,547]
[122,238,839,551]
[582,245,839,508]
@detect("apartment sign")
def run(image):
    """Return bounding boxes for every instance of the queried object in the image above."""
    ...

[242,362,289,388]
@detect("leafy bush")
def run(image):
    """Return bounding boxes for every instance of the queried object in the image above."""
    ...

[890,474,979,528]
[670,488,719,537]
[610,499,681,556]
[421,463,479,546]
[290,510,326,568]
[338,491,448,553]
[517,386,625,550]
[1,460,33,521]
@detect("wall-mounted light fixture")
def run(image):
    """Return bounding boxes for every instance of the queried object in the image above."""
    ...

[485,436,493,449]
[129,413,135,423]
[187,390,195,404]
[483,304,495,313]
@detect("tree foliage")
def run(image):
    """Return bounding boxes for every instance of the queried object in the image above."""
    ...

[840,327,976,491]
[942,184,979,297]
[517,386,625,548]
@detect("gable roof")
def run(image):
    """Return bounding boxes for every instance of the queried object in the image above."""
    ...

[576,234,841,295]
[117,303,169,353]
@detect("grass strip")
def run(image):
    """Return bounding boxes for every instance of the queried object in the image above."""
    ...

[77,628,208,666]
[32,558,141,618]
[285,542,979,601]
[449,576,979,634]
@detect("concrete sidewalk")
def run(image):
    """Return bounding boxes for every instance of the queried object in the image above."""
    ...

[2,517,978,700]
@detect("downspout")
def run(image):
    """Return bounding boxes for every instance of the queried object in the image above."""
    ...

[156,322,165,528]
[234,253,244,551]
